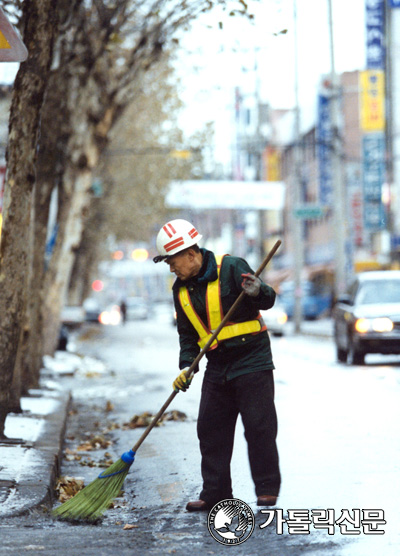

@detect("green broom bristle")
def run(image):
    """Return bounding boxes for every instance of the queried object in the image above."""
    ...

[52,453,134,522]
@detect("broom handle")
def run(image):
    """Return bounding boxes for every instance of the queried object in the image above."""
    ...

[131,239,281,453]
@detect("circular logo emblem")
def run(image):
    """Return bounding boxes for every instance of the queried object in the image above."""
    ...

[207,498,255,545]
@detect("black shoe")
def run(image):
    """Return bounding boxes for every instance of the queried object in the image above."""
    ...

[186,500,208,512]
[257,495,278,507]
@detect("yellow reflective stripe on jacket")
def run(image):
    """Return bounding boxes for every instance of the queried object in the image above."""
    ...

[178,254,263,350]
[206,254,224,331]
[198,318,263,349]
[178,286,213,346]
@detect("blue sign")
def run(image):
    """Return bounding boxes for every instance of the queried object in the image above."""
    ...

[389,0,400,7]
[362,133,386,230]
[365,0,385,69]
[317,94,333,207]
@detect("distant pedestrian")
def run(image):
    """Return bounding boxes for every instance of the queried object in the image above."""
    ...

[153,219,281,511]
[120,300,127,324]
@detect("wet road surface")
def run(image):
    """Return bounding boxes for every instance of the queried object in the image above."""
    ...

[0,308,399,555]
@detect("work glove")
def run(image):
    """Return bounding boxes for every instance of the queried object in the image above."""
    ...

[241,273,261,297]
[173,367,193,393]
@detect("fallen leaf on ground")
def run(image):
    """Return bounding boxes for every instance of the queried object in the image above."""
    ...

[162,410,187,422]
[122,410,187,429]
[76,442,93,451]
[123,524,138,530]
[105,400,114,412]
[76,434,111,451]
[123,411,155,429]
[55,476,85,502]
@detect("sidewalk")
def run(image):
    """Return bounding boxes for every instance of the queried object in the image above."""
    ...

[0,319,333,519]
[0,387,70,518]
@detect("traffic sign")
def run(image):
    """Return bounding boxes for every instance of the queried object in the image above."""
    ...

[0,7,28,62]
[294,205,326,219]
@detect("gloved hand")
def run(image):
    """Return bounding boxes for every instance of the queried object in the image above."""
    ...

[173,367,193,392]
[241,273,261,297]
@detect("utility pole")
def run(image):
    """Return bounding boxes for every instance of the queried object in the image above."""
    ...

[291,0,304,333]
[327,0,347,296]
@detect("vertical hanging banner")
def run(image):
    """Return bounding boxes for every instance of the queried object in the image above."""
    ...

[362,134,386,230]
[361,0,386,232]
[360,70,385,131]
[0,7,28,62]
[263,146,281,182]
[365,0,385,69]
[317,93,333,207]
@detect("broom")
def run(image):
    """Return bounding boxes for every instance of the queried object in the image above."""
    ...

[52,239,281,522]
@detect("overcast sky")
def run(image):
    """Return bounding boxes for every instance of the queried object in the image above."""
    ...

[0,0,366,166]
[172,0,366,165]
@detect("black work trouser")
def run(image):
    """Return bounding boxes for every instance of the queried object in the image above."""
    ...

[197,370,281,508]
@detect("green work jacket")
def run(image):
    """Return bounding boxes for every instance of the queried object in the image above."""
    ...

[172,249,276,384]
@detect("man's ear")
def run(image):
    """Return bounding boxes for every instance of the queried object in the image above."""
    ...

[186,248,195,261]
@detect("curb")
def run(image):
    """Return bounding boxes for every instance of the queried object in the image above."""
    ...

[0,388,71,518]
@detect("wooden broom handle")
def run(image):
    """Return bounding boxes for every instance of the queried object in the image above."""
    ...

[132,239,281,453]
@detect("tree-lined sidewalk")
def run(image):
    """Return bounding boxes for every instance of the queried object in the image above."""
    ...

[0,0,253,438]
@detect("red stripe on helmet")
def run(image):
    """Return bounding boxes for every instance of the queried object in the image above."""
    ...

[188,228,198,239]
[163,225,173,238]
[164,237,184,252]
[168,222,177,234]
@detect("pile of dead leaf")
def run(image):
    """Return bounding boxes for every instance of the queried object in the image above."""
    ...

[55,476,85,502]
[74,434,112,451]
[122,410,187,429]
[64,433,114,468]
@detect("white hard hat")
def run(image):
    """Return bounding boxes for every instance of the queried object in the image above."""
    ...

[153,219,202,262]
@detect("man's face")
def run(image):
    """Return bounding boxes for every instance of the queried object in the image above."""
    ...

[165,250,198,281]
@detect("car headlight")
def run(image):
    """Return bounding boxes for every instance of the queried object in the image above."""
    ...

[99,307,121,326]
[355,317,394,333]
[277,312,288,325]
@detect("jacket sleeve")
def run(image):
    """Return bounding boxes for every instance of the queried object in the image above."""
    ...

[231,256,276,311]
[173,290,201,370]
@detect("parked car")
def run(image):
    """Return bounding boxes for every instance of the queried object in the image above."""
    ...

[60,305,85,328]
[125,297,150,320]
[333,271,400,365]
[261,301,288,337]
[279,280,332,320]
[83,297,103,322]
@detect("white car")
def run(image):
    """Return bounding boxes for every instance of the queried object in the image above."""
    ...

[261,303,288,337]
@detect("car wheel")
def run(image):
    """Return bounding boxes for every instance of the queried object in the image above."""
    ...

[348,340,365,365]
[336,346,348,363]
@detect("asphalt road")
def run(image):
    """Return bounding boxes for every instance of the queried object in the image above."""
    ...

[0,307,399,555]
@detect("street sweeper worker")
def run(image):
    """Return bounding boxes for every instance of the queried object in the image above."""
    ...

[153,219,281,512]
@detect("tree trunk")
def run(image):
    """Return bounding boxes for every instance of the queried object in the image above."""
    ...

[0,0,57,438]
[18,180,54,392]
[42,166,95,355]
[41,100,115,355]
[67,196,109,305]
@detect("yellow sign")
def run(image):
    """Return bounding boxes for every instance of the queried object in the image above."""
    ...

[360,70,385,132]
[0,7,28,61]
[263,147,281,181]
[0,31,10,49]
